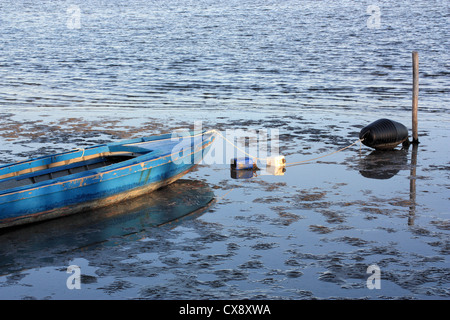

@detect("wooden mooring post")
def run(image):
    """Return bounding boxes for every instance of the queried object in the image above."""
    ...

[412,51,419,144]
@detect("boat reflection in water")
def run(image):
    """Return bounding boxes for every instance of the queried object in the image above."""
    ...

[0,179,215,274]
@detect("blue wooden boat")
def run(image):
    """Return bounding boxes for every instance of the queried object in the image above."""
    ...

[0,130,216,229]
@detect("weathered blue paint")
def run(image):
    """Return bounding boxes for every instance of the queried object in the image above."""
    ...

[0,131,216,229]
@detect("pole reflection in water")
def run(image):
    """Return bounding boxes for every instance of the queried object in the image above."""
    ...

[0,179,215,274]
[357,144,419,226]
[409,143,418,226]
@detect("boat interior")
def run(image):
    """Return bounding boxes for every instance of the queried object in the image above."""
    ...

[0,132,211,193]
[0,153,138,192]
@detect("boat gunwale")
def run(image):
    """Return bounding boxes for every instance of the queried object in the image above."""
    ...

[0,166,202,229]
[0,131,216,199]
[0,132,178,177]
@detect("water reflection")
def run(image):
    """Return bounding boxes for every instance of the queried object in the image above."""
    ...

[230,168,254,179]
[409,143,419,225]
[357,144,419,225]
[0,179,215,274]
[358,149,409,179]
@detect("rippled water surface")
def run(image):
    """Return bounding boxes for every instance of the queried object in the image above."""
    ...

[1,0,449,112]
[0,0,449,300]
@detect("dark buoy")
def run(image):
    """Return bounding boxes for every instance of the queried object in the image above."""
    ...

[230,157,256,179]
[230,157,256,170]
[359,119,409,150]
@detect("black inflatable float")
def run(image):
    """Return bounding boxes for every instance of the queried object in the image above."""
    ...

[359,119,409,150]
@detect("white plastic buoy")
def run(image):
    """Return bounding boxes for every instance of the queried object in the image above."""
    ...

[265,155,286,176]
[266,155,286,167]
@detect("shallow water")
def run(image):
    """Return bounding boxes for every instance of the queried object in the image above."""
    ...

[0,108,448,300]
[0,0,449,300]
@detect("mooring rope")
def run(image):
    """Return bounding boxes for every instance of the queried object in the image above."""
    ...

[76,148,85,159]
[211,129,267,161]
[284,138,364,167]
[211,129,364,167]
[72,129,362,166]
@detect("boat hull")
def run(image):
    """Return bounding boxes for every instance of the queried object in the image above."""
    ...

[0,131,215,229]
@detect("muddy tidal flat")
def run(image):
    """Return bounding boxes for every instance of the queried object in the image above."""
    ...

[0,106,448,300]
[0,0,449,302]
